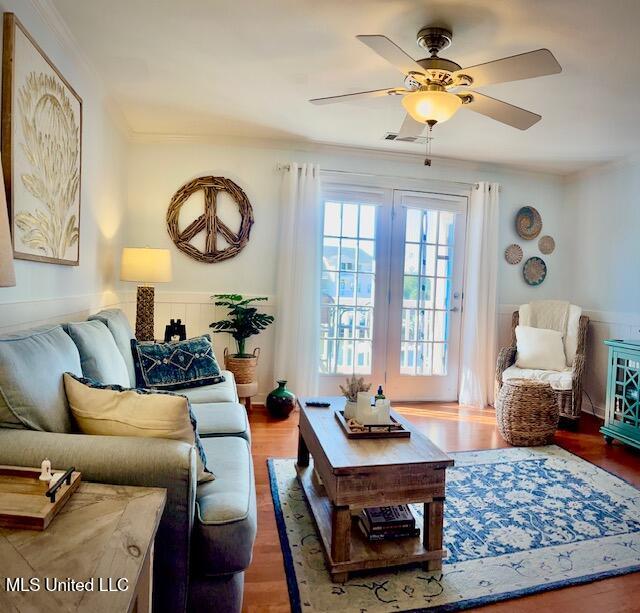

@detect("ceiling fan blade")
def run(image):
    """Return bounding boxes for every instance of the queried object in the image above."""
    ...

[461,92,541,130]
[310,87,398,105]
[356,35,425,76]
[396,113,425,140]
[453,49,561,88]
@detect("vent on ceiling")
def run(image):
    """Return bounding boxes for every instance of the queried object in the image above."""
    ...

[384,132,428,144]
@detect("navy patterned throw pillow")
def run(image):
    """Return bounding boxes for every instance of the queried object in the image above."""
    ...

[131,335,225,391]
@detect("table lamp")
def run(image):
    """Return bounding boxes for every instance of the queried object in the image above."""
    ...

[0,184,16,287]
[120,247,172,341]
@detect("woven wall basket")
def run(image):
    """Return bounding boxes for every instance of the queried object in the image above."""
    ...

[224,347,260,384]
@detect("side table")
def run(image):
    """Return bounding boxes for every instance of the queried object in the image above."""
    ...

[236,381,258,411]
[0,480,166,612]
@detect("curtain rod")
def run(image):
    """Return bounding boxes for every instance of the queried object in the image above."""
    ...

[275,163,500,191]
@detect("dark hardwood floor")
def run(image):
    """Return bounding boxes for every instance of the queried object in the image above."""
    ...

[243,403,640,613]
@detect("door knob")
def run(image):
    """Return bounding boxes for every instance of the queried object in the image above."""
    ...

[449,306,459,312]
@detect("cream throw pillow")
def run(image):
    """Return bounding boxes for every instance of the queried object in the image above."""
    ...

[63,373,213,482]
[515,325,567,372]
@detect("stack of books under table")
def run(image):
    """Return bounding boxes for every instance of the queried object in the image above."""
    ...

[358,505,419,541]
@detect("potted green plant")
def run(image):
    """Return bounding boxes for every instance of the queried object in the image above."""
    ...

[209,294,274,384]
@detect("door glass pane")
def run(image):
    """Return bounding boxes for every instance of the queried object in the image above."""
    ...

[399,206,456,377]
[404,244,420,274]
[324,202,341,236]
[322,237,340,271]
[433,343,447,375]
[320,199,378,375]
[403,275,419,307]
[340,238,357,272]
[405,208,421,242]
[359,205,376,239]
[422,245,436,276]
[400,342,416,375]
[342,204,358,237]
[402,309,417,341]
[358,240,375,272]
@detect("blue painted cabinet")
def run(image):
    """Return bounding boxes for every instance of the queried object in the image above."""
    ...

[601,339,640,451]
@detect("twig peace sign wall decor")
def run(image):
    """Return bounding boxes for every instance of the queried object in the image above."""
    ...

[167,176,254,263]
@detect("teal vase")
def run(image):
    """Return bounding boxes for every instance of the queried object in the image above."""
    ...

[266,380,296,419]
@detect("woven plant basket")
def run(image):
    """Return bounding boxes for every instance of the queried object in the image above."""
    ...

[224,347,260,384]
[495,379,559,446]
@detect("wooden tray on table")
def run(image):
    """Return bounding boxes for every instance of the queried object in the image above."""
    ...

[334,409,411,438]
[0,465,81,530]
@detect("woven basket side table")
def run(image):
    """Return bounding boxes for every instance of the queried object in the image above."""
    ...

[496,379,559,446]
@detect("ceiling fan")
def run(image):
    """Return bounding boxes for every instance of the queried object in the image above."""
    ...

[310,27,562,163]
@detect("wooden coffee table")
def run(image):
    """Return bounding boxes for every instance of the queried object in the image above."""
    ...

[296,396,454,582]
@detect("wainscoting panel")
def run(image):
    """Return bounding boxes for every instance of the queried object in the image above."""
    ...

[0,292,121,334]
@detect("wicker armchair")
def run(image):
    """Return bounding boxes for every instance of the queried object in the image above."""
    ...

[495,310,589,421]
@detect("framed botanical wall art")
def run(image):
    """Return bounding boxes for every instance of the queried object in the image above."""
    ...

[1,13,82,266]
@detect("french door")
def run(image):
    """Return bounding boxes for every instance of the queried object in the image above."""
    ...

[319,185,467,402]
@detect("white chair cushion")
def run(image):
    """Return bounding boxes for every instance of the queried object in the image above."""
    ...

[502,365,573,391]
[519,303,582,367]
[515,325,567,371]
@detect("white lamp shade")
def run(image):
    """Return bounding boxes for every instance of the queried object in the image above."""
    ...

[0,185,15,287]
[401,90,462,124]
[120,247,172,283]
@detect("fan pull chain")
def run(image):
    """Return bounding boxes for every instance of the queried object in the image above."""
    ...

[424,122,434,166]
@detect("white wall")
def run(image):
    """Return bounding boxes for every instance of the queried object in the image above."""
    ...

[126,136,568,400]
[0,0,128,332]
[563,157,640,414]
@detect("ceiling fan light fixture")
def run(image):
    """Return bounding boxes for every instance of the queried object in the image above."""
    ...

[401,89,462,124]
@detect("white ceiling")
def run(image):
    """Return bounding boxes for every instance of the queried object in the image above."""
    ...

[52,0,640,174]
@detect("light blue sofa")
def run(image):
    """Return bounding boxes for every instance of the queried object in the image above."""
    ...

[0,309,256,613]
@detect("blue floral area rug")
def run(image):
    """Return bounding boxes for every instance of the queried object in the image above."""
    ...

[267,446,640,612]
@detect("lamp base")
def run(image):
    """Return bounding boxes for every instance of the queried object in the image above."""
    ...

[135,286,155,341]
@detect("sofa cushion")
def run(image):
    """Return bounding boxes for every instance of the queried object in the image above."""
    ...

[88,309,136,387]
[66,320,130,386]
[502,364,573,391]
[0,325,80,432]
[192,403,249,442]
[515,325,567,372]
[178,370,238,404]
[63,373,214,483]
[131,335,225,391]
[195,436,256,575]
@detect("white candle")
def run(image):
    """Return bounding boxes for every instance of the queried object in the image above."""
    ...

[356,392,374,424]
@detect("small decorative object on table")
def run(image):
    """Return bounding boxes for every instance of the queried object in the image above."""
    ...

[339,375,371,419]
[164,318,186,341]
[266,380,296,418]
[210,294,274,384]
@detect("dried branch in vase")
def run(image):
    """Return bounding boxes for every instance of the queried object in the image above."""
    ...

[339,375,371,403]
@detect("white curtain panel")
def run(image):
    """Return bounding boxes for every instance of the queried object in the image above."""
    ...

[0,183,15,287]
[458,182,500,407]
[273,163,321,396]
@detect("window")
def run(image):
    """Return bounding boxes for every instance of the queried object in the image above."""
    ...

[320,200,376,374]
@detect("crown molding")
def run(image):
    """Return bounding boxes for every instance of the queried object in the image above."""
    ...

[27,0,132,139]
